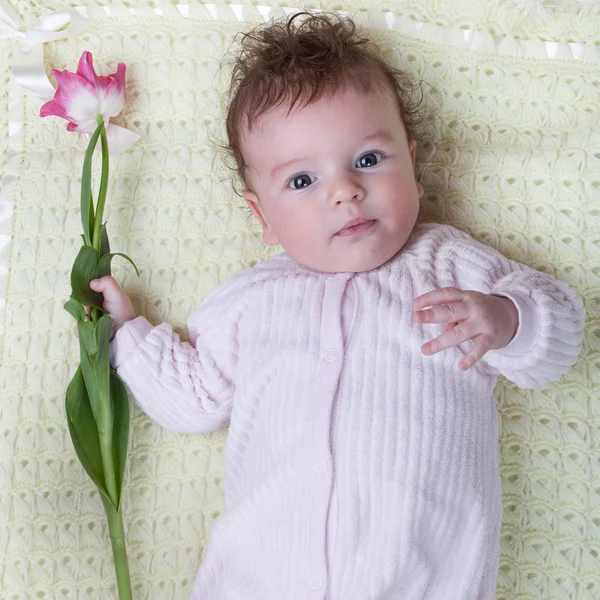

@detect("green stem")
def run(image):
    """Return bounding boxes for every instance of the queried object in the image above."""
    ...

[101,495,133,600]
[81,122,104,246]
[93,115,110,252]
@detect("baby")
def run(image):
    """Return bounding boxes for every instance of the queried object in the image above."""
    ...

[88,12,585,600]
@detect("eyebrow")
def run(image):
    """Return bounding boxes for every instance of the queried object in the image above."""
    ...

[270,157,309,180]
[269,130,396,180]
[360,130,396,145]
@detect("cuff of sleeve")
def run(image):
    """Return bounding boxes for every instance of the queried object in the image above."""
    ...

[490,290,540,357]
[109,316,155,369]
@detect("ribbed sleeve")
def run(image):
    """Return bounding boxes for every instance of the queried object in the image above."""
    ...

[421,224,586,389]
[109,272,250,433]
[487,270,586,387]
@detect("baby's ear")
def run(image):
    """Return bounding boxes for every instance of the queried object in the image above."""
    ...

[243,190,279,246]
[408,139,425,199]
[408,138,418,168]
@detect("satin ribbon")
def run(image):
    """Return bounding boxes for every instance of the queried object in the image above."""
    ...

[1,1,140,154]
[0,0,87,99]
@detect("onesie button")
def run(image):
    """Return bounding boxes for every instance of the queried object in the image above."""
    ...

[309,575,323,590]
[315,459,327,473]
[324,348,337,362]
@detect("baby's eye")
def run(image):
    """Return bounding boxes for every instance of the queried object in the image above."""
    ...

[288,174,315,189]
[356,152,384,168]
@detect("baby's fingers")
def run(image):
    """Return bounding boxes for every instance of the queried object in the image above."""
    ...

[413,301,470,325]
[444,321,460,332]
[413,287,466,310]
[421,320,479,356]
[458,337,491,371]
[90,276,120,297]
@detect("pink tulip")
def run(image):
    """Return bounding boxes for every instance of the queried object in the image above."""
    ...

[40,51,126,133]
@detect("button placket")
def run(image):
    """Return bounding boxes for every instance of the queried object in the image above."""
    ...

[305,276,349,599]
[324,348,337,362]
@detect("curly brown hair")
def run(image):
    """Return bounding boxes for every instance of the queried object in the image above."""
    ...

[225,11,423,188]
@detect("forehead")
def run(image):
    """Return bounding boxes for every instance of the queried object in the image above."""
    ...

[241,85,405,162]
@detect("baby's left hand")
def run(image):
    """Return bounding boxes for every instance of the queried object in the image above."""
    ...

[413,287,519,371]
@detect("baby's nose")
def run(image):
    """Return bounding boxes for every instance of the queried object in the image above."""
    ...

[329,176,365,205]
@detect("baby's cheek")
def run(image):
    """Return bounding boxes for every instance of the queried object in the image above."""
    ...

[278,212,326,255]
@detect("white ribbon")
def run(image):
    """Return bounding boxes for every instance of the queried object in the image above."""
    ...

[1,1,139,154]
[0,0,88,99]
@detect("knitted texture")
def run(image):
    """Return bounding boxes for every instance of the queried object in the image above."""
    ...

[0,2,598,599]
[16,0,600,45]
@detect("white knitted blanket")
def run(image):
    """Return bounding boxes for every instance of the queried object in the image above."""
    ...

[0,1,598,598]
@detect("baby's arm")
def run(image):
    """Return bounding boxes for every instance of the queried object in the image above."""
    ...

[91,276,241,434]
[412,224,586,389]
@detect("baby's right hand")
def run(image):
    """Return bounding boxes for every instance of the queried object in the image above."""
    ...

[89,276,137,332]
[73,276,137,340]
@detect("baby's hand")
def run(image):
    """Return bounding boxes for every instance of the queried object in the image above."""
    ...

[89,276,137,332]
[412,287,519,371]
[72,276,137,341]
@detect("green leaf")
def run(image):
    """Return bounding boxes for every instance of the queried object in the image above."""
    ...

[64,297,86,321]
[78,320,98,358]
[81,123,103,246]
[97,252,140,279]
[97,315,114,437]
[96,316,113,434]
[97,314,112,376]
[78,317,112,438]
[88,191,95,246]
[65,366,110,501]
[110,371,130,509]
[100,222,110,258]
[71,245,102,308]
[78,322,102,427]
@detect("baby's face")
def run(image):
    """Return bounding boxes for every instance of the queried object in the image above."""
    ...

[242,84,424,273]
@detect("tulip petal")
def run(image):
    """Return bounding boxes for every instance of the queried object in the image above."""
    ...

[76,51,98,87]
[70,118,103,134]
[99,64,126,120]
[65,92,102,128]
[44,69,101,129]
[40,98,71,121]
[40,52,128,133]
[76,53,126,121]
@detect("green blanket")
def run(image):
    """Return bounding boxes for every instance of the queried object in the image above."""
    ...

[1,1,598,598]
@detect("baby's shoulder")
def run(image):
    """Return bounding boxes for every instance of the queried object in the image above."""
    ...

[395,222,519,288]
[395,222,509,283]
[401,222,479,260]
[194,252,299,310]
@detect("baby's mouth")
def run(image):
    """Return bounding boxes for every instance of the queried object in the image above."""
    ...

[335,218,376,237]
